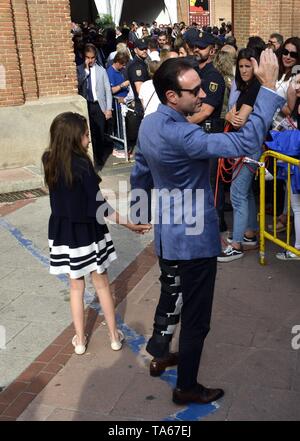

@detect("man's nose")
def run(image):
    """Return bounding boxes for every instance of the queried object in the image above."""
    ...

[199,88,206,98]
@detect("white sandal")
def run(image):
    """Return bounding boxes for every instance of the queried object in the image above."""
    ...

[72,335,87,355]
[110,330,124,351]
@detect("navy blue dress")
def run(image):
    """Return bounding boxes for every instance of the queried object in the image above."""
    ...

[46,155,117,279]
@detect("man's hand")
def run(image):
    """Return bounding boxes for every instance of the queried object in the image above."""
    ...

[104,110,112,120]
[251,48,279,90]
[85,59,90,71]
[126,223,152,235]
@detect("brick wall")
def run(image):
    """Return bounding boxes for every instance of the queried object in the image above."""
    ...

[0,0,77,107]
[27,0,77,98]
[177,0,188,24]
[234,0,300,48]
[0,0,24,106]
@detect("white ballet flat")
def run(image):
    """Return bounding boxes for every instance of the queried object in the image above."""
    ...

[72,335,87,355]
[110,330,124,351]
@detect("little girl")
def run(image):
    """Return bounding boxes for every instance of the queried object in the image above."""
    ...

[42,112,151,354]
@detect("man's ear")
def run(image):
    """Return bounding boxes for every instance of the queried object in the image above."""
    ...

[165,90,178,104]
[209,46,216,57]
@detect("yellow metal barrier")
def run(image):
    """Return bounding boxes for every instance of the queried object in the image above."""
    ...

[259,150,300,264]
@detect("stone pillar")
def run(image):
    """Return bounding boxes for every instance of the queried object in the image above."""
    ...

[27,0,77,98]
[177,0,189,24]
[11,0,38,101]
[234,0,300,48]
[0,0,24,106]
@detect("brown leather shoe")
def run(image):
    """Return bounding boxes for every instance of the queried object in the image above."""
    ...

[149,352,179,377]
[173,383,224,405]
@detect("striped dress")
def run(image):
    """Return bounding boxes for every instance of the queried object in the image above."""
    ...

[46,155,117,279]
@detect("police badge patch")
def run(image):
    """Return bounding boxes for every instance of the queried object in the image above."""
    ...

[209,82,218,92]
[136,69,142,77]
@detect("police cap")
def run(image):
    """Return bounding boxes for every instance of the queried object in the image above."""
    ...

[192,33,217,48]
[135,39,148,50]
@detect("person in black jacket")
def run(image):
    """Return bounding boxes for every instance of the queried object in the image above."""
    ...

[42,112,151,355]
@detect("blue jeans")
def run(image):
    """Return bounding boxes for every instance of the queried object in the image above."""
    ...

[230,152,260,243]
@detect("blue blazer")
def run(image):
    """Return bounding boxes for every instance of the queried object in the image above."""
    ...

[130,87,285,260]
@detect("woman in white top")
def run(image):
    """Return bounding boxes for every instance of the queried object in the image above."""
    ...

[139,60,161,117]
[276,37,300,113]
[272,38,300,233]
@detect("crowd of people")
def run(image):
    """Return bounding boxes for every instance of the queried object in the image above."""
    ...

[72,18,300,263]
[41,18,300,407]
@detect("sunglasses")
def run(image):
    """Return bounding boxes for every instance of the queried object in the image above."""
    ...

[282,48,298,59]
[177,84,202,97]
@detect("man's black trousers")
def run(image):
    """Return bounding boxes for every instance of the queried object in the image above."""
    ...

[87,101,113,167]
[146,256,217,390]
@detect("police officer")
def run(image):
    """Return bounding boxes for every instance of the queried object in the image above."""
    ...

[126,39,150,150]
[127,39,149,113]
[188,33,227,231]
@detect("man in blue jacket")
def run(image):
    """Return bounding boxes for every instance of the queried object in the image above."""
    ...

[130,50,284,405]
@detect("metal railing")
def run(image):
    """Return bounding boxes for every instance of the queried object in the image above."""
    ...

[109,97,135,163]
[259,150,300,264]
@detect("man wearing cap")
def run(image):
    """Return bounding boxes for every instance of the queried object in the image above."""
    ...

[188,33,227,232]
[126,39,150,150]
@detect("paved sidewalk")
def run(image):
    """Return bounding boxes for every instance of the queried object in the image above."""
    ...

[0,160,300,421]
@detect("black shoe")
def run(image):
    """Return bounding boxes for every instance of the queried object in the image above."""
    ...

[173,383,224,405]
[149,352,179,377]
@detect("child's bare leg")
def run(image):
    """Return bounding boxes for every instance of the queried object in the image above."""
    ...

[69,276,86,344]
[91,271,119,341]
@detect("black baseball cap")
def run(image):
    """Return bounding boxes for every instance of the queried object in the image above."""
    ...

[135,39,148,50]
[191,33,217,48]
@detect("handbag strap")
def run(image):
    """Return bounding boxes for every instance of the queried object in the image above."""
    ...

[144,90,156,113]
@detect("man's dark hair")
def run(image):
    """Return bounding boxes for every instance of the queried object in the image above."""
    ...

[270,33,284,46]
[148,38,158,50]
[84,43,97,56]
[153,58,194,104]
[247,36,267,58]
[225,35,237,50]
[235,47,259,92]
[158,31,167,38]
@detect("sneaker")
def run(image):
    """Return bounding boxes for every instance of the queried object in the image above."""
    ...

[276,250,300,261]
[217,245,244,262]
[227,234,257,246]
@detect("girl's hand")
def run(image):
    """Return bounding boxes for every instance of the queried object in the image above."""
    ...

[231,114,245,128]
[126,223,152,234]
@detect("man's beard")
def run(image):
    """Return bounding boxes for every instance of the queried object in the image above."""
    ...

[196,54,209,63]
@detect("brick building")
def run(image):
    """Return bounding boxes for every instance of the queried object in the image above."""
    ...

[0,0,299,170]
[0,0,86,169]
[177,0,300,46]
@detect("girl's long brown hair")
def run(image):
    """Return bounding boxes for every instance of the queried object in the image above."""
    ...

[42,112,92,190]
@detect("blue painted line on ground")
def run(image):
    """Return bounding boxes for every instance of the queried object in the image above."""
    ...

[0,217,219,421]
[0,217,95,304]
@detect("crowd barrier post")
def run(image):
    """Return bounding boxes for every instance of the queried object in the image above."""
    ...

[259,150,300,265]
